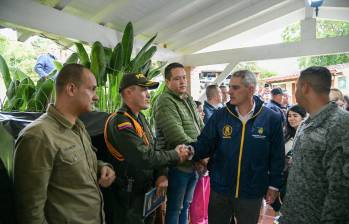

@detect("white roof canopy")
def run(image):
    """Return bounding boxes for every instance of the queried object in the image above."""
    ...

[0,0,348,65]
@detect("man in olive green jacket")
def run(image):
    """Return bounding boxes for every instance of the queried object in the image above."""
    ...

[14,64,115,224]
[153,63,204,224]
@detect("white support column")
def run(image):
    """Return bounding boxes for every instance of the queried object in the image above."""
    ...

[198,63,238,101]
[301,3,316,41]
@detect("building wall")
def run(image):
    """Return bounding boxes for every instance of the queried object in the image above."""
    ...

[333,69,349,96]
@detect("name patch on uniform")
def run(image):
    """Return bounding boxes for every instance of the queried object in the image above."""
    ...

[252,127,266,138]
[117,122,133,130]
[223,125,233,138]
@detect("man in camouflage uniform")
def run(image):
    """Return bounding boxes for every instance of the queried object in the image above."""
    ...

[104,72,190,224]
[279,66,349,224]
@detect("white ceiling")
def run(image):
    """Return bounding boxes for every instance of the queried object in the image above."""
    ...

[0,0,348,59]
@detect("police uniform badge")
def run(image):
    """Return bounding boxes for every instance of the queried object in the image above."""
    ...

[136,73,145,79]
[223,125,233,138]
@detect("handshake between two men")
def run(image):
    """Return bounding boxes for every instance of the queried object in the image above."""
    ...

[174,144,208,175]
[174,144,193,162]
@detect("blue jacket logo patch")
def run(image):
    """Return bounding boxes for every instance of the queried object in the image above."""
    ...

[223,125,233,138]
[258,127,264,135]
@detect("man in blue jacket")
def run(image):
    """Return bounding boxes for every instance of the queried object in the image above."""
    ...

[265,87,286,125]
[191,70,284,224]
[203,84,222,124]
[34,53,56,79]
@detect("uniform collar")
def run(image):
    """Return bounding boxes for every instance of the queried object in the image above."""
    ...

[306,102,336,126]
[119,104,139,119]
[47,104,84,130]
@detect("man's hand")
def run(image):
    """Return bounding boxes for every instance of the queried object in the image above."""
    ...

[155,175,168,197]
[265,188,279,204]
[175,144,190,163]
[98,166,116,188]
[194,158,208,176]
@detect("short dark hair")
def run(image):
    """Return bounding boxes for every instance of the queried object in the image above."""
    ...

[55,64,87,93]
[164,62,184,80]
[194,100,202,108]
[285,104,306,141]
[299,66,331,94]
[206,84,219,100]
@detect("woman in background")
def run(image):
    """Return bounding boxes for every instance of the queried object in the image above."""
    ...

[271,105,306,216]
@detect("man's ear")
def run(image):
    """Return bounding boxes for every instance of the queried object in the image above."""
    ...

[66,83,76,97]
[249,86,256,95]
[165,78,170,87]
[302,81,311,95]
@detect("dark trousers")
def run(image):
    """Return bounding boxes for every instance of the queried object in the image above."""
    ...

[103,186,155,224]
[208,190,262,224]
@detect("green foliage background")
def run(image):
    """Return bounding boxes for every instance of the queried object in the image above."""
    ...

[281,19,349,68]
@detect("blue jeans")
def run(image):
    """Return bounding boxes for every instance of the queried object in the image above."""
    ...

[165,168,199,224]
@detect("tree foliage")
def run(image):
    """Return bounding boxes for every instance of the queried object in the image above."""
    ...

[0,33,62,82]
[281,19,349,68]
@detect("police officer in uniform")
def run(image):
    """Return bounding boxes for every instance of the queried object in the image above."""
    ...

[104,72,190,224]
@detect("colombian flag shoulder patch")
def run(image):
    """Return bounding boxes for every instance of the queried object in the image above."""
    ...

[117,122,133,130]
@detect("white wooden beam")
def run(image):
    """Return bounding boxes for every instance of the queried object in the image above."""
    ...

[198,63,238,101]
[90,0,129,24]
[178,0,304,54]
[169,0,292,50]
[318,7,349,21]
[301,18,316,40]
[156,0,245,43]
[133,0,208,36]
[182,36,349,66]
[322,0,349,8]
[0,0,180,61]
[54,0,72,10]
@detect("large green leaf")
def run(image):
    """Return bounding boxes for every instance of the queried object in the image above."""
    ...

[13,69,27,81]
[19,77,36,111]
[104,47,113,74]
[75,43,90,67]
[27,79,54,112]
[141,60,152,76]
[109,43,124,73]
[122,22,134,68]
[0,54,11,89]
[6,77,34,111]
[90,41,107,86]
[6,79,20,100]
[0,125,14,177]
[131,46,157,73]
[54,61,63,70]
[65,52,79,65]
[130,34,157,71]
[47,69,57,80]
[147,62,167,80]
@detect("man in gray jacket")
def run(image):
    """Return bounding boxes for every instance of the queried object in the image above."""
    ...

[154,62,204,224]
[279,66,349,224]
